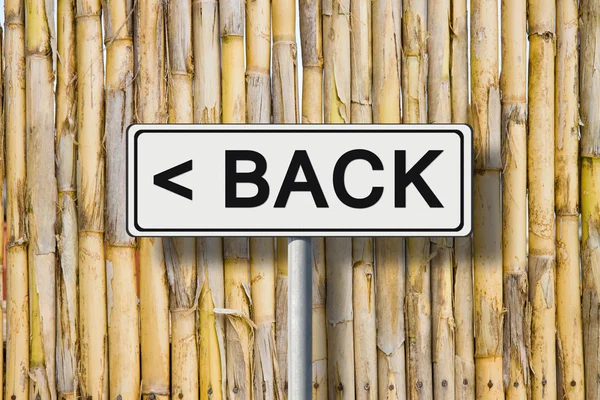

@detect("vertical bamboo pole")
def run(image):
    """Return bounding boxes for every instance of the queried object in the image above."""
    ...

[451,0,473,396]
[220,0,245,123]
[250,238,282,399]
[246,0,270,122]
[0,27,4,400]
[323,0,350,123]
[135,0,170,397]
[76,0,108,394]
[276,239,289,397]
[311,238,327,399]
[580,1,600,399]
[299,0,322,123]
[326,238,355,399]
[4,0,29,395]
[197,238,226,400]
[220,238,254,399]
[470,0,503,394]
[428,0,454,397]
[352,238,377,399]
[25,0,57,397]
[104,0,140,397]
[500,0,528,396]
[350,0,371,122]
[528,0,557,397]
[556,0,584,396]
[402,0,432,398]
[56,0,78,396]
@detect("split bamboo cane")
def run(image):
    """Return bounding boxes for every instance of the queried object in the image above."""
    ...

[299,0,322,123]
[0,27,4,400]
[220,0,245,123]
[350,0,371,122]
[276,238,289,397]
[311,238,328,399]
[246,0,270,123]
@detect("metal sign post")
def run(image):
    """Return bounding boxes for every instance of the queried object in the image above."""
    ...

[288,237,312,399]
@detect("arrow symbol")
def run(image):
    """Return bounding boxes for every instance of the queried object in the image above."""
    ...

[153,160,193,200]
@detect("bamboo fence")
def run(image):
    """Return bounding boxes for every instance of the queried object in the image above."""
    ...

[0,0,595,398]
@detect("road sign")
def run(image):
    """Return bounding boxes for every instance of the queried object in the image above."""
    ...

[127,124,472,236]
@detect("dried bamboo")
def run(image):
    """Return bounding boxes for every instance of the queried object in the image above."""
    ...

[326,238,355,399]
[556,0,584,396]
[299,0,322,123]
[104,0,139,397]
[272,0,299,123]
[375,239,406,399]
[5,0,29,396]
[403,0,432,397]
[350,0,371,122]
[246,0,270,122]
[352,238,377,399]
[192,0,220,123]
[312,238,328,399]
[198,238,226,400]
[323,0,350,123]
[135,0,170,397]
[250,238,282,399]
[528,0,557,396]
[276,237,289,396]
[220,0,245,123]
[0,27,4,400]
[471,0,503,394]
[25,0,57,396]
[56,0,78,397]
[500,0,528,396]
[76,0,108,394]
[580,1,600,399]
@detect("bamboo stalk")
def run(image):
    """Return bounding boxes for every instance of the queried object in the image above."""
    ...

[350,0,371,122]
[104,0,139,397]
[323,0,350,123]
[555,0,584,396]
[528,0,557,397]
[326,238,355,399]
[56,0,78,397]
[220,0,244,123]
[219,238,254,399]
[450,0,474,397]
[299,0,322,123]
[402,0,432,397]
[250,238,282,399]
[246,0,270,122]
[311,238,328,399]
[276,238,288,397]
[272,0,299,123]
[500,0,528,396]
[352,238,377,399]
[374,239,406,399]
[470,0,503,394]
[198,238,226,400]
[76,0,108,394]
[25,0,57,396]
[580,1,600,399]
[0,27,4,400]
[4,0,29,396]
[135,0,170,397]
[192,0,220,123]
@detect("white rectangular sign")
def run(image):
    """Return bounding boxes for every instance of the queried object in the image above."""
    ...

[127,124,472,237]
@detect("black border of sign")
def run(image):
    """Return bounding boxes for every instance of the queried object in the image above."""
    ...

[128,127,469,234]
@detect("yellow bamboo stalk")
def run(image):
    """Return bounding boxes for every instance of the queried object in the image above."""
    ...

[104,0,139,397]
[250,238,283,399]
[299,0,322,123]
[323,0,350,123]
[528,0,557,397]
[272,0,299,123]
[135,0,170,397]
[197,238,226,400]
[311,238,328,399]
[246,0,270,122]
[374,239,406,399]
[350,0,371,122]
[580,1,600,399]
[471,0,503,394]
[403,0,431,397]
[192,0,220,123]
[25,0,57,396]
[276,239,288,397]
[352,238,377,399]
[220,0,245,123]
[0,27,4,400]
[5,0,29,396]
[555,0,584,396]
[500,0,528,396]
[56,0,78,396]
[326,238,355,399]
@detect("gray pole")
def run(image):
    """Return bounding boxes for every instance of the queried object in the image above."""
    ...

[287,237,313,399]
